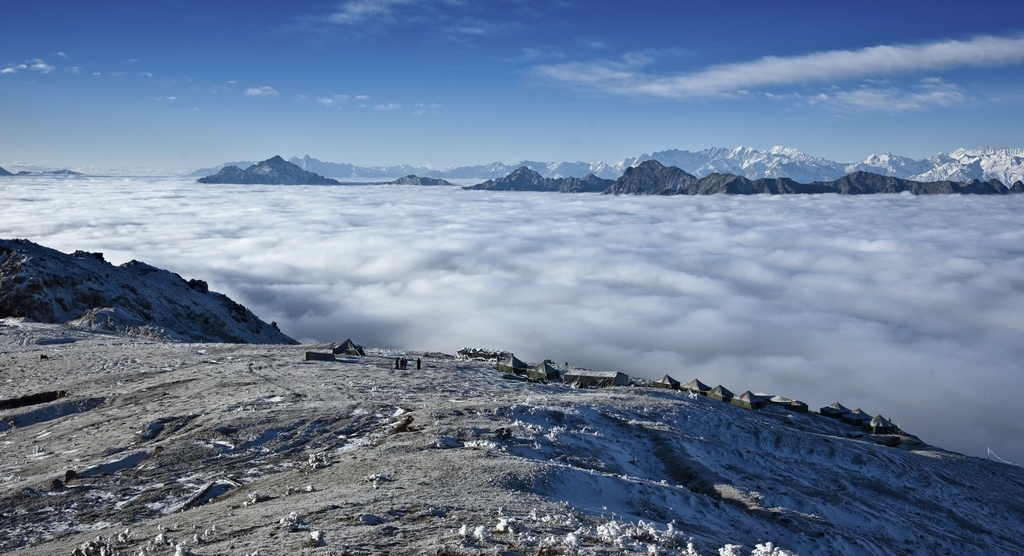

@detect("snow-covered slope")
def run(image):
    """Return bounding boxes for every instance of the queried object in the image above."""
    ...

[1,326,1022,555]
[0,239,295,344]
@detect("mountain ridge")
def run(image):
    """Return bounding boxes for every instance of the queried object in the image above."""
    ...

[188,146,1024,184]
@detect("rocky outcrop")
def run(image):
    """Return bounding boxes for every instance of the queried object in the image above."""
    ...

[0,166,12,176]
[198,156,340,185]
[387,175,454,186]
[604,160,1024,196]
[464,166,612,192]
[0,239,296,344]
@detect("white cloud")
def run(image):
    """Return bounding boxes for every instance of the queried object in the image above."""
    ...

[536,34,1024,99]
[4,180,1024,465]
[55,51,68,58]
[327,0,412,25]
[373,102,402,111]
[29,59,55,74]
[317,94,349,108]
[64,66,80,75]
[244,85,279,97]
[828,79,967,111]
[0,67,16,75]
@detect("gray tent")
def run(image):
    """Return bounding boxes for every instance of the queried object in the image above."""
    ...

[820,402,851,419]
[869,414,896,435]
[332,339,366,356]
[652,375,681,390]
[528,361,561,383]
[842,408,873,427]
[769,395,809,413]
[563,369,629,388]
[731,390,769,410]
[496,354,529,376]
[709,385,734,402]
[682,378,711,396]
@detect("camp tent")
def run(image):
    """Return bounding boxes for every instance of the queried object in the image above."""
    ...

[563,369,629,388]
[731,391,769,410]
[820,402,851,419]
[682,378,711,396]
[496,354,529,376]
[305,351,336,362]
[652,375,681,390]
[842,408,873,427]
[769,396,809,413]
[869,414,896,435]
[708,385,734,403]
[528,361,561,382]
[332,339,366,356]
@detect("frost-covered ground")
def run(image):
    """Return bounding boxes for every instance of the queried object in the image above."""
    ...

[3,175,1024,465]
[2,320,1023,555]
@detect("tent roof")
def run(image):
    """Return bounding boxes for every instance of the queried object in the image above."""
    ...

[653,374,680,386]
[734,391,768,403]
[682,378,710,392]
[709,385,734,396]
[870,414,894,427]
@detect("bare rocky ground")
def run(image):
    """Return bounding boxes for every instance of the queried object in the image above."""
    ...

[2,318,1024,556]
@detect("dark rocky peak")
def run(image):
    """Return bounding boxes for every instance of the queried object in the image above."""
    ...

[0,238,296,344]
[198,156,340,185]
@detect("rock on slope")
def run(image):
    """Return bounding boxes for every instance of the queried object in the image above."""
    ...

[465,166,613,192]
[0,238,294,343]
[197,156,340,185]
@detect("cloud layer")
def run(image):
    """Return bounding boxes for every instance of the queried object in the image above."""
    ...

[3,176,1024,464]
[536,34,1024,99]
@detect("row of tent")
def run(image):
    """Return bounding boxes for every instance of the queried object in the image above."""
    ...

[496,354,629,387]
[654,376,899,435]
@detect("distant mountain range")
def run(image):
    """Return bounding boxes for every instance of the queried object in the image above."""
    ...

[189,147,1024,185]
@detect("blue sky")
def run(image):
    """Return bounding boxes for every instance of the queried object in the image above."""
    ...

[3,0,1024,171]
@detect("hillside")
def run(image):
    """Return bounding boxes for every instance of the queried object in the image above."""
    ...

[0,239,294,344]
[2,321,1023,555]
[197,156,339,186]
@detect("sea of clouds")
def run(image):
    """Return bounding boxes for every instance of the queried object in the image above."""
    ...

[3,175,1024,464]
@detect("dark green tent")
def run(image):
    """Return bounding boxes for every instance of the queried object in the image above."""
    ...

[528,361,561,382]
[652,375,681,390]
[333,339,366,356]
[731,390,769,410]
[842,408,873,427]
[496,354,529,375]
[869,414,896,435]
[820,402,851,419]
[709,385,734,402]
[682,378,711,396]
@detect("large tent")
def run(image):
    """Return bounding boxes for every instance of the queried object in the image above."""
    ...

[869,414,897,435]
[731,391,769,410]
[563,369,629,388]
[842,408,873,427]
[769,396,809,413]
[652,375,681,390]
[820,402,852,419]
[332,339,366,356]
[496,354,529,376]
[708,385,734,403]
[528,361,561,383]
[682,378,711,396]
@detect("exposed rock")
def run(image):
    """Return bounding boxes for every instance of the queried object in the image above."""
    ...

[464,166,612,192]
[197,156,340,185]
[387,175,454,186]
[0,238,295,344]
